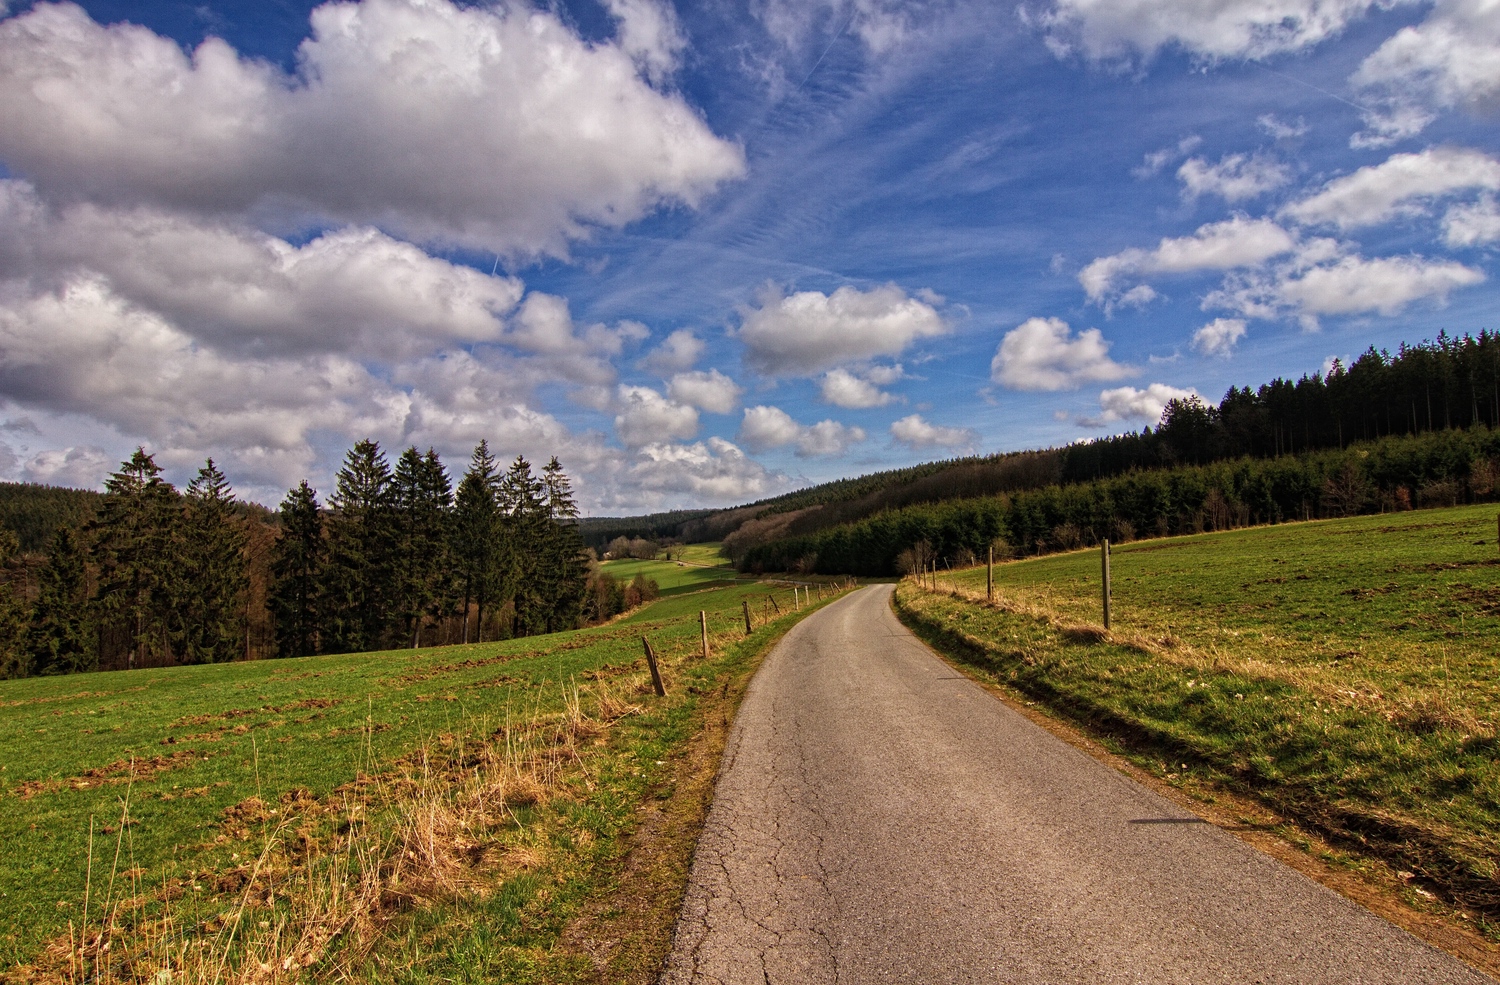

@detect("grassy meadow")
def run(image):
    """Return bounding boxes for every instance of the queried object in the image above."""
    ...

[897,502,1500,930]
[668,543,731,568]
[0,577,842,983]
[597,549,739,596]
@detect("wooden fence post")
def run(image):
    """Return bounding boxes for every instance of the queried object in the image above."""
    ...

[1101,538,1112,631]
[700,610,710,659]
[641,637,666,696]
[743,599,753,635]
[987,545,993,603]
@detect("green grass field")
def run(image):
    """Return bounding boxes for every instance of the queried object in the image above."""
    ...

[670,543,730,567]
[0,578,835,982]
[897,502,1500,929]
[598,552,740,595]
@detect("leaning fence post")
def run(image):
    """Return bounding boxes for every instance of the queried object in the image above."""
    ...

[700,610,710,659]
[987,544,994,603]
[642,637,667,696]
[1101,538,1112,630]
[742,599,753,635]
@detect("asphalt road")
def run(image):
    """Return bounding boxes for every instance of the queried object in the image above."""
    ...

[660,584,1492,984]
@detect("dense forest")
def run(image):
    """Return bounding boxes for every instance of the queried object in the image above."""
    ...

[721,332,1500,566]
[0,441,595,678]
[0,483,108,552]
[740,427,1500,576]
[577,508,715,551]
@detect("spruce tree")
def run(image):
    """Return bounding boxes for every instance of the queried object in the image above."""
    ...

[26,525,95,675]
[454,441,500,643]
[392,447,452,647]
[92,448,179,669]
[179,459,247,664]
[540,457,588,633]
[504,455,548,637]
[323,440,397,653]
[268,481,325,658]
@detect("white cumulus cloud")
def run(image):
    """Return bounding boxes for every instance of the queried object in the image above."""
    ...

[991,317,1135,391]
[0,0,744,255]
[1351,0,1500,145]
[1080,217,1297,305]
[739,283,946,376]
[1444,195,1500,247]
[601,0,686,84]
[1191,318,1247,357]
[1085,383,1200,426]
[819,367,898,408]
[613,385,699,448]
[889,414,977,451]
[1177,153,1291,202]
[621,438,782,506]
[797,419,868,457]
[1207,250,1485,327]
[738,405,866,457]
[640,329,706,373]
[0,182,525,361]
[1274,254,1485,318]
[1283,147,1500,230]
[667,369,744,414]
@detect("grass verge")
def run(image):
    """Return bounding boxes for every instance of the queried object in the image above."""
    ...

[1,579,850,983]
[894,504,1500,971]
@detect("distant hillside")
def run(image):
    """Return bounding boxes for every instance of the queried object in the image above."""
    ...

[597,332,1500,570]
[0,481,275,555]
[577,508,716,550]
[0,482,105,552]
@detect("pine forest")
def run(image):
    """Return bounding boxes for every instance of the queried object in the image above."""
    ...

[0,441,594,678]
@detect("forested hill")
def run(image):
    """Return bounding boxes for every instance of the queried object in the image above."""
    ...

[0,483,105,552]
[600,332,1500,560]
[0,481,274,553]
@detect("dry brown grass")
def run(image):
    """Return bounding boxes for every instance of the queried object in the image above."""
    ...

[20,678,640,985]
[917,575,1379,711]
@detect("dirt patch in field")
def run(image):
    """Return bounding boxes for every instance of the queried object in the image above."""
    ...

[11,748,214,800]
[0,689,115,709]
[1449,584,1500,616]
[167,698,341,730]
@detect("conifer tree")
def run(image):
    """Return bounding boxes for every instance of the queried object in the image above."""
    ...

[540,457,588,632]
[323,440,397,653]
[26,525,95,675]
[504,455,549,637]
[268,481,325,658]
[454,441,500,643]
[92,448,179,669]
[178,459,247,664]
[393,446,452,647]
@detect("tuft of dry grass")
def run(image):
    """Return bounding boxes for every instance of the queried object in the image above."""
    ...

[21,678,640,985]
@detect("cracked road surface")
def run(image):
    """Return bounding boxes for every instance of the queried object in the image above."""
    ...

[660,584,1492,984]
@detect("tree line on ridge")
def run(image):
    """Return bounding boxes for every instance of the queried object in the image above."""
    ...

[0,440,598,678]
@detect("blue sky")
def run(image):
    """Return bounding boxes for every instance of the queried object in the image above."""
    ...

[0,0,1495,511]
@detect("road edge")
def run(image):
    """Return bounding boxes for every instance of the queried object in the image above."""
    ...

[890,584,1500,982]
